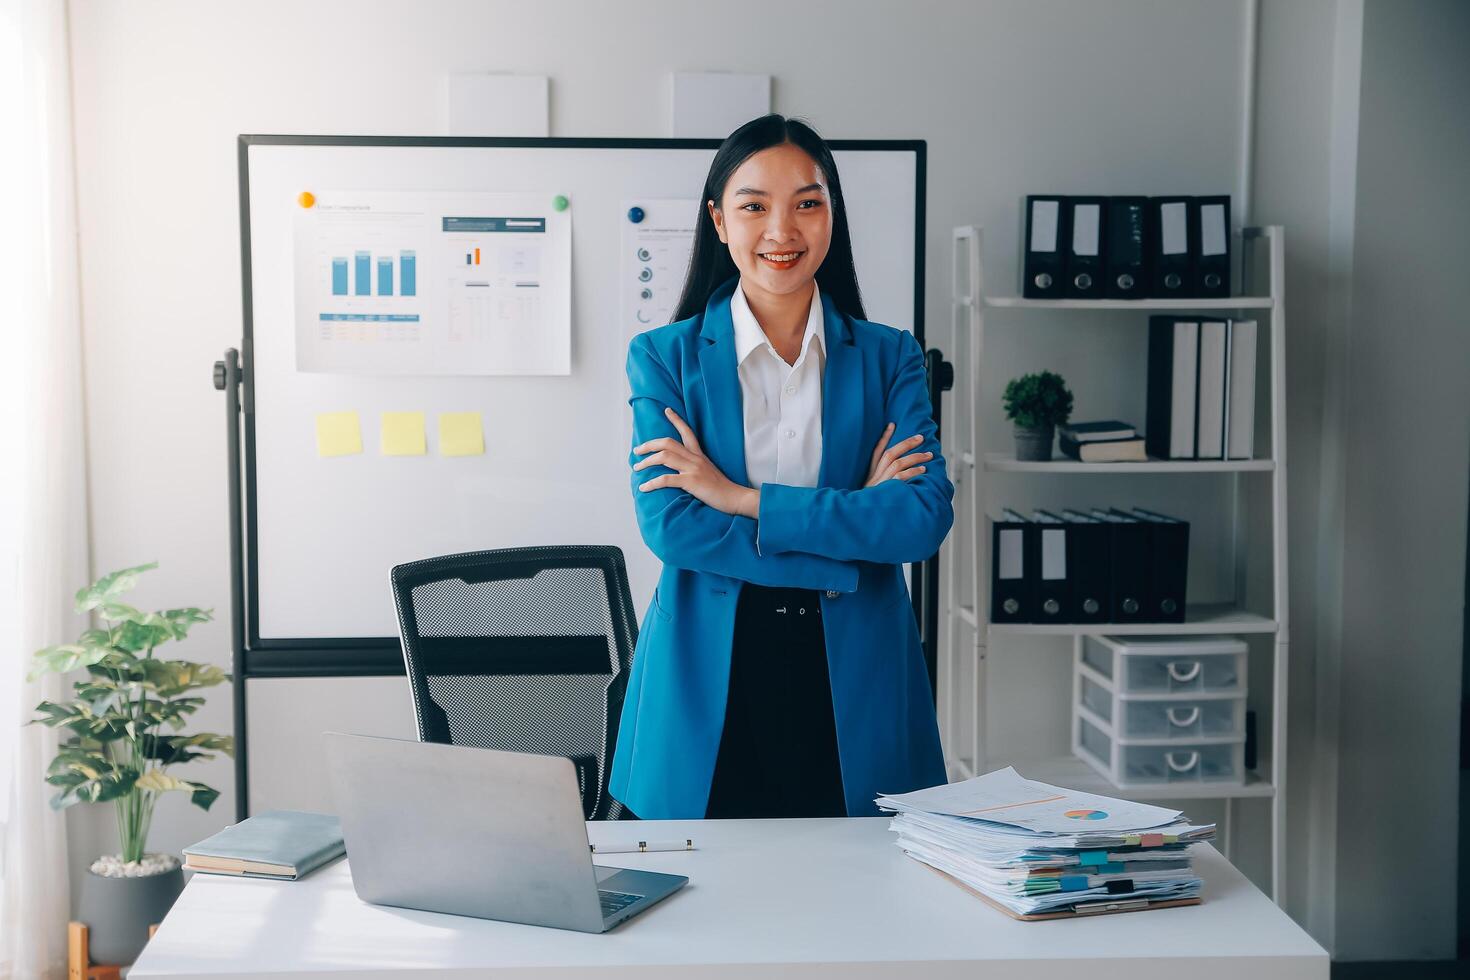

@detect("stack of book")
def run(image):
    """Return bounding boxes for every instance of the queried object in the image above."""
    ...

[877,767,1215,920]
[1058,420,1146,462]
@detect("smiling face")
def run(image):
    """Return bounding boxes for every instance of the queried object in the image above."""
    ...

[708,142,834,302]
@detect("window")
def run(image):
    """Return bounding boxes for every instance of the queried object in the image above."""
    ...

[0,4,41,860]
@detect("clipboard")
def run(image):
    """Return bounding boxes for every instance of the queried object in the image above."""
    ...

[924,864,1202,921]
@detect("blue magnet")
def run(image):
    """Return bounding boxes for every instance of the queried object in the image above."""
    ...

[627,206,645,224]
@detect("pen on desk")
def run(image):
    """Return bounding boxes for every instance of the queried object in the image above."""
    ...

[589,839,695,854]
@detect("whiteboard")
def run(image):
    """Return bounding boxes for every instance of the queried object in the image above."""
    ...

[241,137,924,646]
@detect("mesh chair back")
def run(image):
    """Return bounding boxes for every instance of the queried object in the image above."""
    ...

[390,546,638,820]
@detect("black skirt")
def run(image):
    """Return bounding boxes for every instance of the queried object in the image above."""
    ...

[703,583,847,818]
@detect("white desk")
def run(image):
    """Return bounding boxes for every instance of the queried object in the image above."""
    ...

[131,817,1326,979]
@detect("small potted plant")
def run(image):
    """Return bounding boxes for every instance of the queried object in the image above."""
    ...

[28,562,232,966]
[1002,370,1073,461]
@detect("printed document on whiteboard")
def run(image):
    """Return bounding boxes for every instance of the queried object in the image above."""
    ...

[621,198,698,341]
[293,190,571,375]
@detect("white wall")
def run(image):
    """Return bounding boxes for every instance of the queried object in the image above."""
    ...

[1250,0,1358,949]
[1253,0,1470,958]
[1329,0,1470,959]
[62,0,1469,958]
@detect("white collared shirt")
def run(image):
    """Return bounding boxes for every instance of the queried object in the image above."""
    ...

[731,280,825,490]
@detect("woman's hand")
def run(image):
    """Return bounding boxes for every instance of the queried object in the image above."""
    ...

[635,407,759,518]
[864,422,932,487]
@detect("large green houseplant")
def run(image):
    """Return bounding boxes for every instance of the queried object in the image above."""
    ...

[27,562,232,963]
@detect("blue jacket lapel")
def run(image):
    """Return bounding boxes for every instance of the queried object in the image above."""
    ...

[818,289,862,490]
[696,277,749,488]
[698,277,863,492]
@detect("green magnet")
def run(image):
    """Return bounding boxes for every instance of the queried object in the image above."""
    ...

[553,194,569,212]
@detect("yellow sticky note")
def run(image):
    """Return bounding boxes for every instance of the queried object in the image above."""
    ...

[315,412,362,457]
[438,412,485,457]
[380,412,427,456]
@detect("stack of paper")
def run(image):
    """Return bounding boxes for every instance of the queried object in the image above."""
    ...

[876,767,1215,918]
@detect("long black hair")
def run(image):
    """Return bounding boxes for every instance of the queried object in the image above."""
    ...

[673,114,867,323]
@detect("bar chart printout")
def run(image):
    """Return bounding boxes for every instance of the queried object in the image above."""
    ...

[327,251,414,297]
[294,190,570,375]
[441,213,568,373]
[295,195,427,371]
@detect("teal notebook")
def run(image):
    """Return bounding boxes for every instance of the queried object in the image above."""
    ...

[183,810,344,880]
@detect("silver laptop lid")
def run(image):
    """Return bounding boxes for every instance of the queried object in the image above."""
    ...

[324,732,606,933]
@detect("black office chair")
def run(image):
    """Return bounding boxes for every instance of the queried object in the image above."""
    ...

[389,546,638,821]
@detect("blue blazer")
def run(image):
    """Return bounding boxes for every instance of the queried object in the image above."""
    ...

[608,274,952,819]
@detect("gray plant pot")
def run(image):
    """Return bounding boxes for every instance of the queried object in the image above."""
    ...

[1014,424,1054,461]
[76,863,184,965]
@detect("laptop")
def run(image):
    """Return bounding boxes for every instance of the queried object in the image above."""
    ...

[323,732,688,933]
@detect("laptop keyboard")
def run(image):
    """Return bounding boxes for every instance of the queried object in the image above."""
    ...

[599,889,643,918]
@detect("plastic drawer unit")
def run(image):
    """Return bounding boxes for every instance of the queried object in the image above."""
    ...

[1074,634,1248,788]
[1080,634,1246,695]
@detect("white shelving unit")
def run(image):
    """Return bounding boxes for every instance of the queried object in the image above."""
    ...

[938,225,1289,905]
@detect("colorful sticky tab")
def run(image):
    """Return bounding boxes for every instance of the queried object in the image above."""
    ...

[1121,834,1142,847]
[1077,850,1109,866]
[381,412,427,456]
[1060,875,1090,892]
[315,411,362,457]
[438,412,484,457]
[1139,833,1165,848]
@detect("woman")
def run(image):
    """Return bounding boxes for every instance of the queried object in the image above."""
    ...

[608,114,952,820]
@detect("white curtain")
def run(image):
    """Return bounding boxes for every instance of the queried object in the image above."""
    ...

[0,0,91,977]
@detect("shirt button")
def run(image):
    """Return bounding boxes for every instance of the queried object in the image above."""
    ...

[785,429,795,439]
[785,384,796,395]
